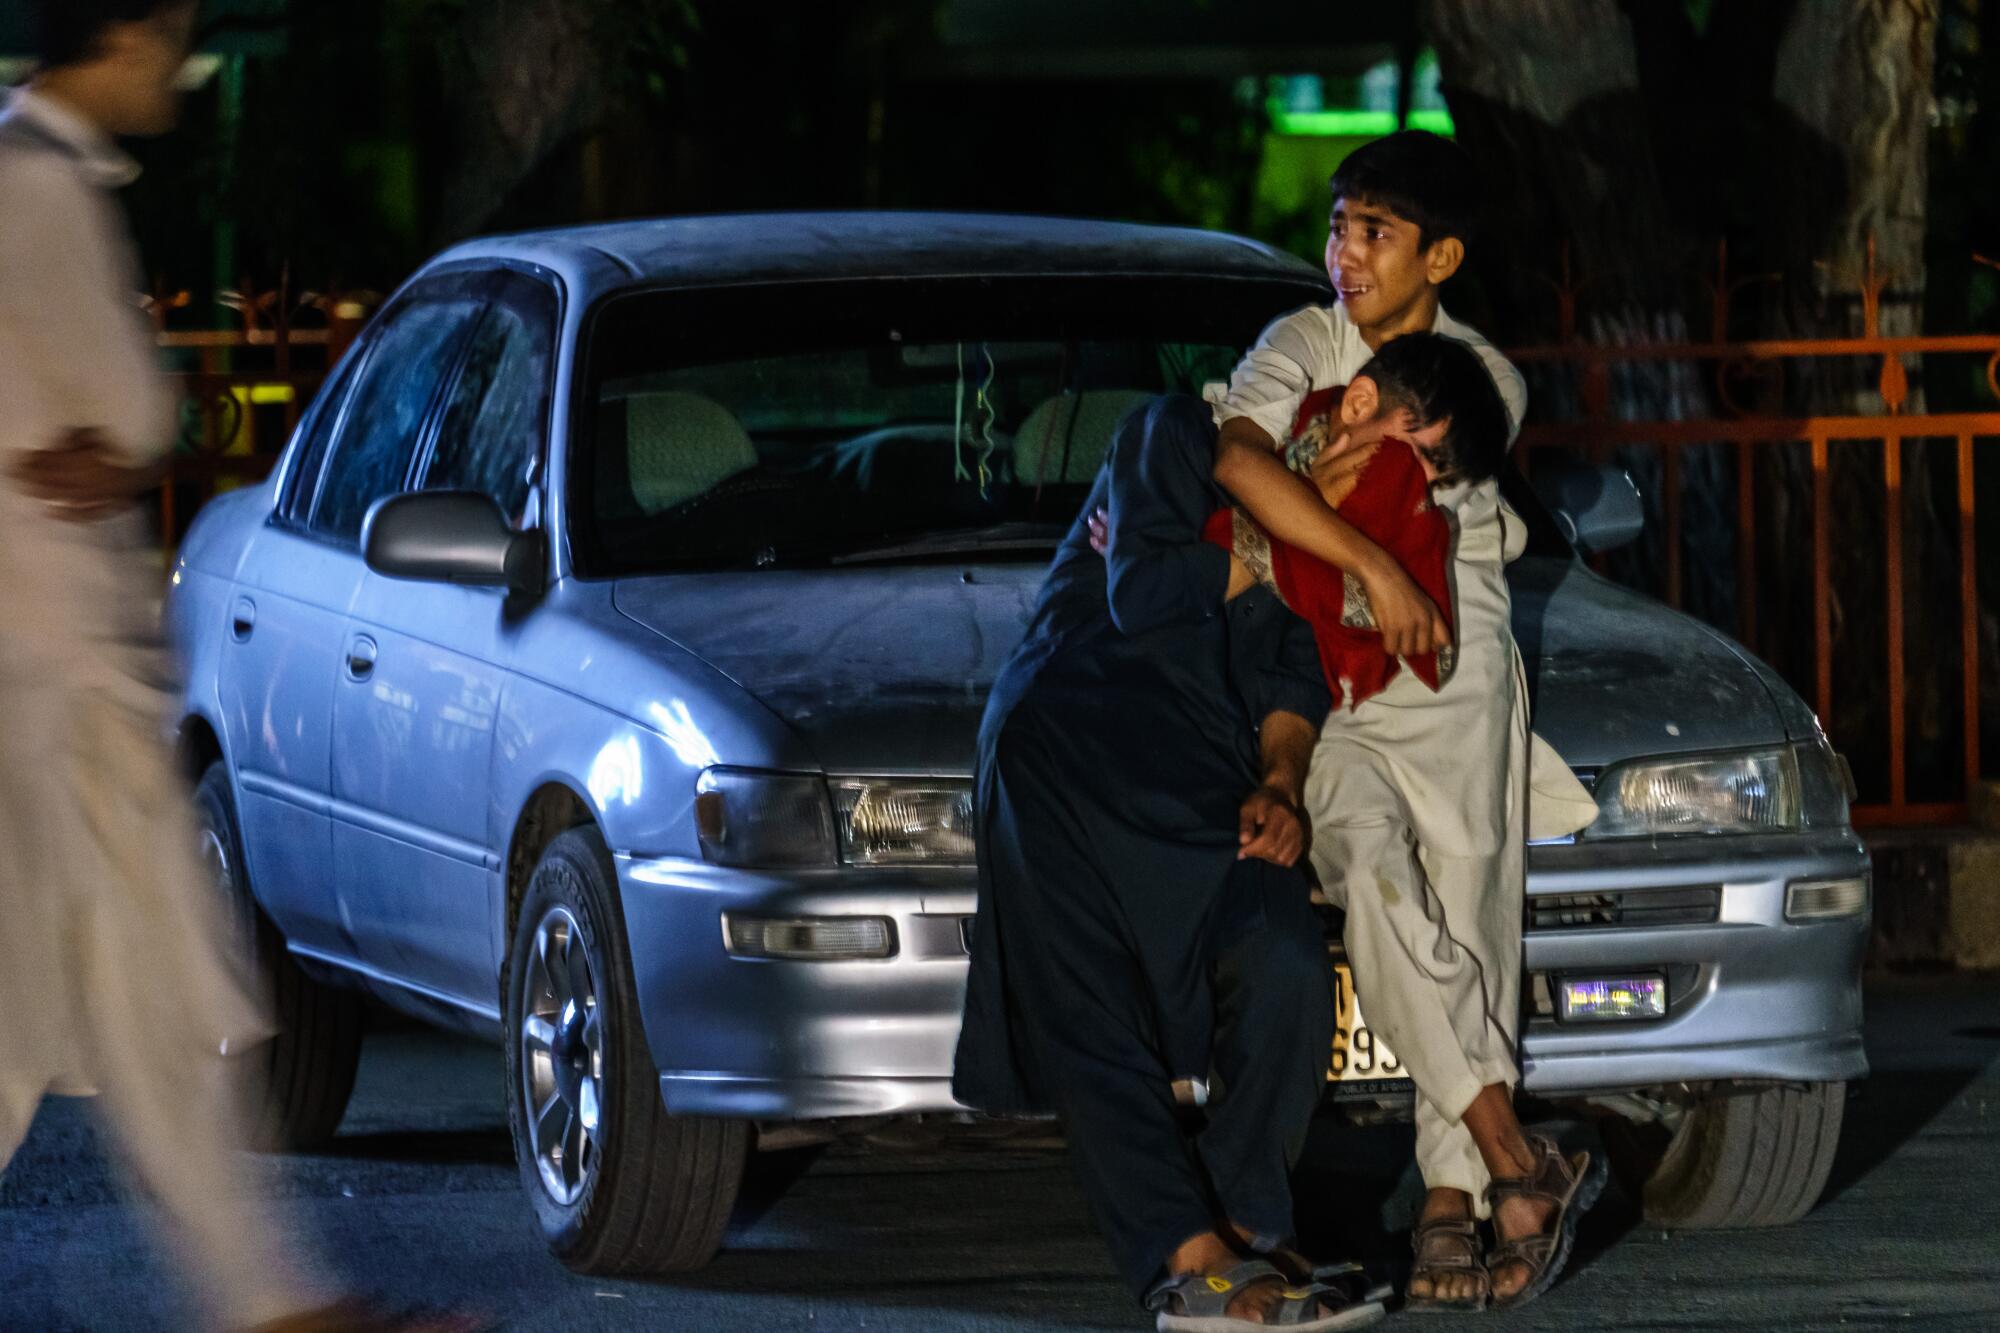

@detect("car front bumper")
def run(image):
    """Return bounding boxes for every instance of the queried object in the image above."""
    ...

[618,829,1870,1122]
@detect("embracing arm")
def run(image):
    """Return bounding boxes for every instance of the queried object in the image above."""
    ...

[1213,416,1450,656]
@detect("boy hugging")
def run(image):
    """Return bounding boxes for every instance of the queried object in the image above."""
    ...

[1207,132,1603,1313]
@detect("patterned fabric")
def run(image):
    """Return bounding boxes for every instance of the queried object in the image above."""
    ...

[624,390,759,514]
[1013,389,1151,485]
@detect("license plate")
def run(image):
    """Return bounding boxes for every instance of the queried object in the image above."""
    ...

[1329,962,1410,1085]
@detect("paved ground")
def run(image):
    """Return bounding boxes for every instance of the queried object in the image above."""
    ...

[4,974,1997,1332]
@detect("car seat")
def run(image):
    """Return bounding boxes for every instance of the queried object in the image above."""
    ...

[609,390,761,515]
[1012,389,1151,487]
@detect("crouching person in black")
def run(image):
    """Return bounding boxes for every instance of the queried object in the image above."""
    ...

[953,395,1443,1331]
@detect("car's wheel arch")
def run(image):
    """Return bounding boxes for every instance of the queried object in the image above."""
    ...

[176,711,227,785]
[501,780,601,979]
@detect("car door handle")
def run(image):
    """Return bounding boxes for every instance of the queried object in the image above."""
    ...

[346,634,378,681]
[230,596,256,642]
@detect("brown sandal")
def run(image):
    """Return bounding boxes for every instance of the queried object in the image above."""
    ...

[1406,1215,1490,1313]
[1483,1133,1606,1310]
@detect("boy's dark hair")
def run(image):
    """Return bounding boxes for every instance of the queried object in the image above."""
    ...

[1329,130,1482,250]
[28,0,194,70]
[1356,331,1509,486]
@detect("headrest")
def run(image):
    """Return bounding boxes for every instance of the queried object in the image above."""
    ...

[622,390,759,514]
[1013,389,1151,485]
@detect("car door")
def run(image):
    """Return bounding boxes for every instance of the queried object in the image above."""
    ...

[240,276,488,970]
[332,268,558,1006]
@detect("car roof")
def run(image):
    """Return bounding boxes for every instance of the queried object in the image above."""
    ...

[426,211,1329,298]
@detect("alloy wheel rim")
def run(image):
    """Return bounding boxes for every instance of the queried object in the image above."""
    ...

[520,905,604,1207]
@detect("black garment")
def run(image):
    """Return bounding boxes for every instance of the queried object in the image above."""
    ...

[952,394,1334,1297]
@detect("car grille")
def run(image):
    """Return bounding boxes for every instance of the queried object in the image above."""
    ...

[1526,886,1722,932]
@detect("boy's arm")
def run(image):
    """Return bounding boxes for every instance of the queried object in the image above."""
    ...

[1213,420,1450,657]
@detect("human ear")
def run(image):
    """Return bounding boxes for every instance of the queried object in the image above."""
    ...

[1340,376,1379,425]
[1425,235,1465,286]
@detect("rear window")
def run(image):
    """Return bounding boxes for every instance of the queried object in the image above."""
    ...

[576,274,1327,576]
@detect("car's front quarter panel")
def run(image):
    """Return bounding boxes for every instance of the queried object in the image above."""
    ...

[487,579,823,972]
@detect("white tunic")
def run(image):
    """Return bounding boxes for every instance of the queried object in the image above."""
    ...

[0,88,268,1117]
[1214,301,1596,851]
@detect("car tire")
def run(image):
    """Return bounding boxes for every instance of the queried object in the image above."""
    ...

[1606,1081,1846,1229]
[194,762,364,1151]
[503,826,748,1274]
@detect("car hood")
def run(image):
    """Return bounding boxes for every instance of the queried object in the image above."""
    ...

[614,564,1047,773]
[614,556,1788,776]
[1510,557,1787,768]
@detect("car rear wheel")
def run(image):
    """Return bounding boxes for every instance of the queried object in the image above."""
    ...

[194,762,363,1151]
[503,826,748,1274]
[1605,1081,1846,1229]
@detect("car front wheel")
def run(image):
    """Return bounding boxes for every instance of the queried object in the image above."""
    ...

[1605,1081,1846,1229]
[503,826,748,1274]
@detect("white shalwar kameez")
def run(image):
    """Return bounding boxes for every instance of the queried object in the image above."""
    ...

[0,87,322,1327]
[1215,300,1598,1214]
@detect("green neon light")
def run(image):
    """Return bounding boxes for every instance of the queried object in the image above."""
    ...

[1268,103,1455,138]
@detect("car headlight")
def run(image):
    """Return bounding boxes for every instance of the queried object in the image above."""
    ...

[693,769,976,868]
[831,778,976,866]
[1586,746,1801,838]
[694,768,838,868]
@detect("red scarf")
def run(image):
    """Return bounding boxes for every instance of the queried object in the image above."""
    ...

[1205,387,1454,709]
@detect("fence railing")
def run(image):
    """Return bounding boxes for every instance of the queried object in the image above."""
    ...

[148,276,373,544]
[1509,326,2000,828]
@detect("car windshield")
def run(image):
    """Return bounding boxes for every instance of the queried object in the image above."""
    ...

[576,274,1330,574]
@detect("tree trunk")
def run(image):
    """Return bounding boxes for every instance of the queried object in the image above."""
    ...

[1422,0,1947,804]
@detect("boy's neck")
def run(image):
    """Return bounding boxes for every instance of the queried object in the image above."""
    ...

[1352,288,1442,351]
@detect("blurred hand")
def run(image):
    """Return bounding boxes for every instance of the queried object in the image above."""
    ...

[1238,784,1306,866]
[1087,505,1110,555]
[1359,557,1450,658]
[10,429,159,523]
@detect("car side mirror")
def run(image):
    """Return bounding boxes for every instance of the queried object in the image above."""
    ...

[362,491,544,597]
[1531,462,1646,555]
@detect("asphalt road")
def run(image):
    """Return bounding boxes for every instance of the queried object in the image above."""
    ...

[4,975,1997,1332]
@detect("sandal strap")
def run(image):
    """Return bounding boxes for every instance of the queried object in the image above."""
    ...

[1411,1217,1485,1276]
[1145,1259,1286,1317]
[1484,1134,1583,1211]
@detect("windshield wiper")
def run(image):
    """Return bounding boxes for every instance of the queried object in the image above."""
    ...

[827,524,1064,566]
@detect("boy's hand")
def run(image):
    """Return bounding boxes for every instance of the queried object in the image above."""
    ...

[1359,555,1450,657]
[1238,784,1306,866]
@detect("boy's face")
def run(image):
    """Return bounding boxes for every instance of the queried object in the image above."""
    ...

[1324,195,1463,336]
[90,2,198,137]
[1336,374,1451,481]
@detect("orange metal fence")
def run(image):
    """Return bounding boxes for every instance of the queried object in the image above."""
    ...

[1508,325,2000,828]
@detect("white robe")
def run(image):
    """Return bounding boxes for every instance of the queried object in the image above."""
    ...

[0,87,269,1126]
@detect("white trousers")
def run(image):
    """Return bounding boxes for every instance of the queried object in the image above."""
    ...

[1307,746,1523,1217]
[0,679,328,1328]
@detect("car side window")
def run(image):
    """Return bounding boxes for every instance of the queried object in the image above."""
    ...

[280,347,365,524]
[308,296,486,544]
[422,284,556,528]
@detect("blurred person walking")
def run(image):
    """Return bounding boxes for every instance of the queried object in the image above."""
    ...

[0,5,470,1330]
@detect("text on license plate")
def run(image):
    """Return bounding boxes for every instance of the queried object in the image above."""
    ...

[1329,962,1409,1084]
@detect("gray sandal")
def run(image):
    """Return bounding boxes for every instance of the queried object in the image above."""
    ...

[1484,1133,1607,1310]
[1148,1258,1387,1331]
[1405,1216,1490,1313]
